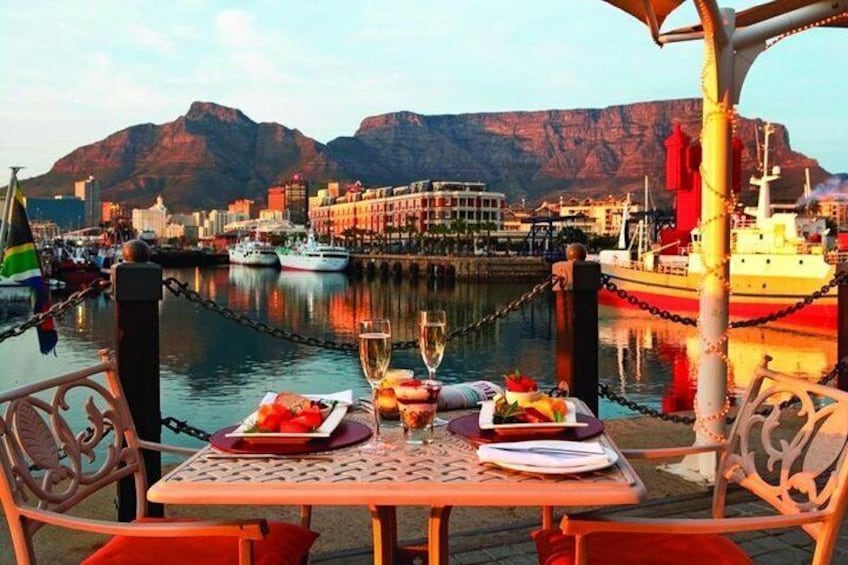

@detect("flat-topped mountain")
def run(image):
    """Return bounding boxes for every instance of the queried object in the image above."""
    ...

[24,99,827,211]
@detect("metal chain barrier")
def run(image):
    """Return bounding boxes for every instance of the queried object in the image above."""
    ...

[161,416,211,441]
[162,275,556,352]
[599,357,847,425]
[599,270,846,329]
[0,279,112,345]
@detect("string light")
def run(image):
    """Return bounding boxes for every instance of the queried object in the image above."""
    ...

[765,11,848,51]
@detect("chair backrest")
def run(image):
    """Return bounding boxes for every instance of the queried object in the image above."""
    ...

[0,349,148,560]
[714,358,848,564]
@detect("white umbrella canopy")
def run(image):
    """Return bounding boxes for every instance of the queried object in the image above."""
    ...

[603,0,847,42]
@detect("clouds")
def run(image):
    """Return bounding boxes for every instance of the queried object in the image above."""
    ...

[0,1,845,178]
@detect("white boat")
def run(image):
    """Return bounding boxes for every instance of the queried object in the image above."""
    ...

[228,236,279,267]
[275,231,350,272]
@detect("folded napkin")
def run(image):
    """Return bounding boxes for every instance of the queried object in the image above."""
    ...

[438,381,502,411]
[477,440,608,468]
[260,390,354,406]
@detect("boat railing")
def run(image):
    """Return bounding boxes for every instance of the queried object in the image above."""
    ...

[826,251,848,266]
[614,258,689,276]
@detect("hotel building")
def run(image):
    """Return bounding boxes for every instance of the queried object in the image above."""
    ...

[308,180,506,238]
[74,176,101,227]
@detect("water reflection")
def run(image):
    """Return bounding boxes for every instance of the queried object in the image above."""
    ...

[1,266,838,438]
[598,307,836,413]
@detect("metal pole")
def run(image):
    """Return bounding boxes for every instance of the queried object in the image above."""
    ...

[671,5,734,483]
[1,167,22,253]
[112,240,164,520]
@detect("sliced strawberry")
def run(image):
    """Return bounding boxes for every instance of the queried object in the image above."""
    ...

[277,420,311,433]
[399,379,422,387]
[295,408,323,429]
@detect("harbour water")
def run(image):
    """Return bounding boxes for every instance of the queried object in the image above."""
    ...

[0,266,837,447]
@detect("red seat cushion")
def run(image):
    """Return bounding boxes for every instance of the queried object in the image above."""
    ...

[82,518,318,565]
[533,528,753,565]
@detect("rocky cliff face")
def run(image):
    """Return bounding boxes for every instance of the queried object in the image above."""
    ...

[25,99,826,211]
[25,101,341,210]
[329,99,826,205]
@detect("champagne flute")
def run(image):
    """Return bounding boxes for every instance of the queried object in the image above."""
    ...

[358,319,395,454]
[419,311,447,381]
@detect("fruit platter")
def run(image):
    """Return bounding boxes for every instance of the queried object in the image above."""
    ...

[226,391,350,444]
[479,370,581,436]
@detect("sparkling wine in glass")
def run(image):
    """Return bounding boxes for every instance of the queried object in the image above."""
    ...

[359,319,395,454]
[419,310,447,381]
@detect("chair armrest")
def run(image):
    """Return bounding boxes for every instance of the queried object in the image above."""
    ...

[138,439,198,456]
[18,507,266,540]
[620,443,724,460]
[561,511,827,537]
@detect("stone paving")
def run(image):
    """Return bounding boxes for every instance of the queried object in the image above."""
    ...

[312,491,848,564]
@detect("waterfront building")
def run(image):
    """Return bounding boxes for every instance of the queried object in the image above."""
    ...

[131,196,169,237]
[30,221,61,242]
[267,177,309,225]
[101,201,128,224]
[818,197,848,229]
[202,210,247,238]
[74,176,101,227]
[558,196,641,236]
[308,180,505,240]
[259,209,290,222]
[228,199,258,218]
[24,196,85,231]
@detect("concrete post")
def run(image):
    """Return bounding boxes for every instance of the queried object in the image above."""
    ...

[552,244,600,416]
[112,240,164,521]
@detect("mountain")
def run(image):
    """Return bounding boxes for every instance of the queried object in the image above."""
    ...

[24,99,828,212]
[23,102,341,210]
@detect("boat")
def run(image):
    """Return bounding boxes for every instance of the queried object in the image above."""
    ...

[49,244,102,289]
[275,231,350,272]
[599,124,845,331]
[228,234,279,267]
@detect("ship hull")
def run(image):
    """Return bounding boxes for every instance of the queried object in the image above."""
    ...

[228,249,279,266]
[600,262,838,331]
[277,255,349,272]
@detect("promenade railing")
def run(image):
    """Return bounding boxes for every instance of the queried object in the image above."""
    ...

[2,242,846,521]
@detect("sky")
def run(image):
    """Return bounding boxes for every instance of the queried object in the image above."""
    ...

[1,1,845,180]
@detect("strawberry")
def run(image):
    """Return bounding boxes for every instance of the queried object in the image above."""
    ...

[256,403,291,432]
[504,369,538,392]
[277,420,311,433]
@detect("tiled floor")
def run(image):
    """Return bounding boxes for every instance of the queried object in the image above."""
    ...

[313,491,848,564]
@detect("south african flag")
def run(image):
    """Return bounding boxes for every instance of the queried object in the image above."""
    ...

[2,181,58,354]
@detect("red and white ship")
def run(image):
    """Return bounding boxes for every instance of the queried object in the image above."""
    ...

[599,124,845,331]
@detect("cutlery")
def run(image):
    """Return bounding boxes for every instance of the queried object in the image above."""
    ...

[487,445,603,456]
[205,453,333,462]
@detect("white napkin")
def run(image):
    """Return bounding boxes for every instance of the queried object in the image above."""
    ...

[260,390,354,406]
[477,440,608,468]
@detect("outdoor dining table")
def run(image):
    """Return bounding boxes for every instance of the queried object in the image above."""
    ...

[147,398,646,564]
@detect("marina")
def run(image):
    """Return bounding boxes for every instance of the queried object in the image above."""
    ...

[0,265,837,442]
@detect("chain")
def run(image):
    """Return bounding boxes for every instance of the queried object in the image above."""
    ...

[162,275,556,352]
[728,270,847,328]
[600,270,846,329]
[598,357,847,425]
[161,416,212,441]
[0,279,112,344]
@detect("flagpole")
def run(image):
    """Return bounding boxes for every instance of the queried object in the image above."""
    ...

[1,166,22,253]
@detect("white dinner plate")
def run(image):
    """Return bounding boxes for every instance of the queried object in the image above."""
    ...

[486,446,618,475]
[225,402,348,444]
[478,399,585,433]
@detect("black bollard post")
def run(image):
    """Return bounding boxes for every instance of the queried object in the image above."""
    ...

[839,263,848,391]
[112,240,164,521]
[553,244,601,416]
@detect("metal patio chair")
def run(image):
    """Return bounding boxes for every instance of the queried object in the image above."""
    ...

[534,358,848,565]
[0,349,318,565]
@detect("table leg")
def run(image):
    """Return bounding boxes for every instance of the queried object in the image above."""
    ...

[428,506,452,565]
[542,506,554,529]
[368,505,397,565]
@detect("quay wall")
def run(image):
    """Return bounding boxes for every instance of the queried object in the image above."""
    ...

[348,254,550,282]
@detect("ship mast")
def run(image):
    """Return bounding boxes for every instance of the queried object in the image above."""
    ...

[750,123,780,223]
